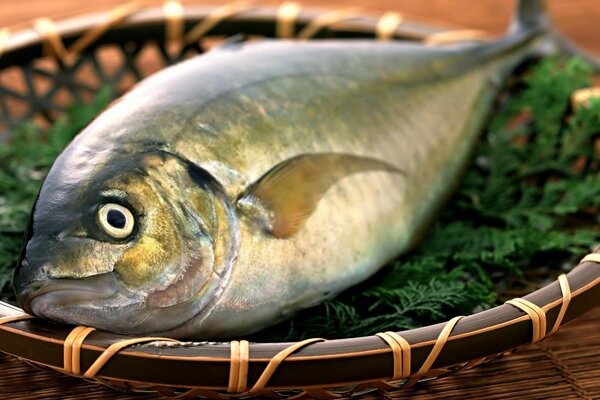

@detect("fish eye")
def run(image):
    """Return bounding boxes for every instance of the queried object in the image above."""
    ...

[97,203,135,239]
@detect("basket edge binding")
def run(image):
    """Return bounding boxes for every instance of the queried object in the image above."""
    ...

[0,2,453,69]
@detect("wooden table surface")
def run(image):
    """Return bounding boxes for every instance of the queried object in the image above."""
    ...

[1,1,599,399]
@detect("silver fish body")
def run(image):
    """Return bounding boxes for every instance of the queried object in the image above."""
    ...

[15,1,556,338]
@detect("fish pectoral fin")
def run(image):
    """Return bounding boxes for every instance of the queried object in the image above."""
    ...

[236,153,403,238]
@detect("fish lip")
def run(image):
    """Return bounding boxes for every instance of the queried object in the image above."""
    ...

[19,272,119,317]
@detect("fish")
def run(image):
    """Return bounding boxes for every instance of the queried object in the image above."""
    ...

[12,0,590,339]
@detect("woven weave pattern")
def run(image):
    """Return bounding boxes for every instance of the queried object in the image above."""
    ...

[0,37,203,133]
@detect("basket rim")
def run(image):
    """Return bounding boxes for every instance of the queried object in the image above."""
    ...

[0,3,446,69]
[2,262,599,389]
[0,2,599,395]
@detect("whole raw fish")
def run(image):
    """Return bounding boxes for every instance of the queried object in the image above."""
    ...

[13,0,578,338]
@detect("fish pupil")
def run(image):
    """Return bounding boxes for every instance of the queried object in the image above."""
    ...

[107,209,126,229]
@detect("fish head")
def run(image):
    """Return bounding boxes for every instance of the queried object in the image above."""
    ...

[14,147,238,336]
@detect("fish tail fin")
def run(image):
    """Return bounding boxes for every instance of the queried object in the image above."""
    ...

[450,1,549,75]
[512,0,600,71]
[511,0,550,33]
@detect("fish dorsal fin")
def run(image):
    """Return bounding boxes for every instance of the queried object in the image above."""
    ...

[236,153,402,238]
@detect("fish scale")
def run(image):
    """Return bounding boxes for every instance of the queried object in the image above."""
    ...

[182,66,497,337]
[14,0,570,338]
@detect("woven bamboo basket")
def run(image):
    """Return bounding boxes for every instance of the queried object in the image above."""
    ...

[1,2,600,399]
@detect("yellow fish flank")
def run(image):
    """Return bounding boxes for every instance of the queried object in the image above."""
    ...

[13,0,584,338]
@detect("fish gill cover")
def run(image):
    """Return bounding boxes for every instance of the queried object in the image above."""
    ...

[0,57,599,341]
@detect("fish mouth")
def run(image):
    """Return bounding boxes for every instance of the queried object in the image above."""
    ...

[19,273,118,321]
